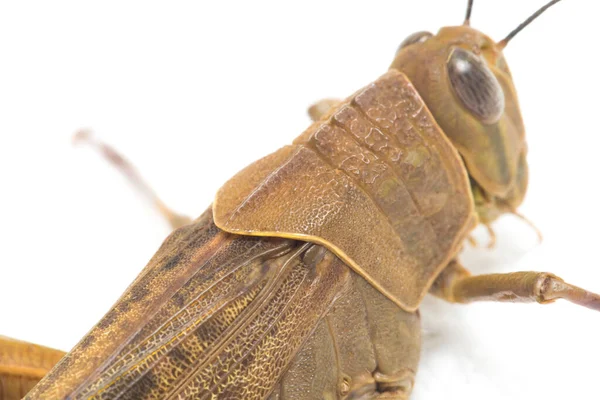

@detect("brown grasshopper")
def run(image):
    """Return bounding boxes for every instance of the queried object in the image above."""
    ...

[2,1,599,399]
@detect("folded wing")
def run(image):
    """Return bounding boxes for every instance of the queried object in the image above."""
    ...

[27,209,350,399]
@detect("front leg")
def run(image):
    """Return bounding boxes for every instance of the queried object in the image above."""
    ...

[307,98,340,122]
[430,260,600,311]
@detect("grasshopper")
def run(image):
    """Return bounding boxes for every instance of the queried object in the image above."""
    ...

[1,0,600,400]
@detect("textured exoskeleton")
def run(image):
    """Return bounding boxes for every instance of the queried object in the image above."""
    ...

[26,66,453,400]
[214,69,476,312]
[3,4,600,400]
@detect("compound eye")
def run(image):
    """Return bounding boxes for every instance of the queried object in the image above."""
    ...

[447,47,505,124]
[398,31,433,52]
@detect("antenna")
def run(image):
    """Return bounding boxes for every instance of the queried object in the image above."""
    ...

[464,0,474,25]
[497,0,563,48]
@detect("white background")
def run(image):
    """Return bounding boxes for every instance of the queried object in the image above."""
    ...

[1,1,599,399]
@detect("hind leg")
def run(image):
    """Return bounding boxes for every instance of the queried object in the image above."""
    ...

[0,336,65,400]
[74,130,192,230]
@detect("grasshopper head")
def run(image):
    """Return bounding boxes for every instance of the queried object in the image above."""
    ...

[390,26,525,224]
[389,1,560,225]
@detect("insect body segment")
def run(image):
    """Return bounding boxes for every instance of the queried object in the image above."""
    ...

[269,273,421,400]
[392,26,527,221]
[214,70,475,312]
